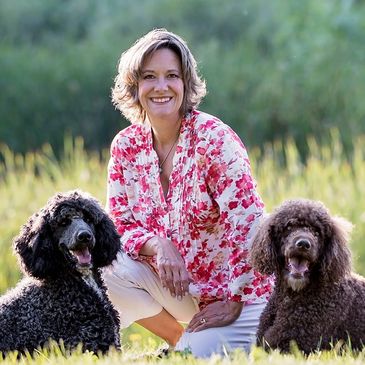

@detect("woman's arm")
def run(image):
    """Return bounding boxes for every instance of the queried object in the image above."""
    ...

[187,120,266,331]
[107,137,156,259]
[204,124,265,303]
[107,136,189,299]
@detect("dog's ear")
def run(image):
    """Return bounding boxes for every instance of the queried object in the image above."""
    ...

[13,212,62,279]
[321,216,353,281]
[249,214,277,275]
[92,213,121,268]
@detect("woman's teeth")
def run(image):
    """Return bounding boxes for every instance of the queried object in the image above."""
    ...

[151,97,171,103]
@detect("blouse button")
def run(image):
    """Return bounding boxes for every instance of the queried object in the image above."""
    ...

[166,228,171,238]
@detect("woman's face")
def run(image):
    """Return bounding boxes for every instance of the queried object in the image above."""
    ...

[138,47,184,124]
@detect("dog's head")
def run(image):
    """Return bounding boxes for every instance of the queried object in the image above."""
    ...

[250,199,353,291]
[13,190,121,279]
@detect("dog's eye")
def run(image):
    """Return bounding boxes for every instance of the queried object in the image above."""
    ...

[60,218,70,226]
[84,215,93,224]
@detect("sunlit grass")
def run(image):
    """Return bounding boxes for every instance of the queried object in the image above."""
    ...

[3,344,365,365]
[0,134,365,363]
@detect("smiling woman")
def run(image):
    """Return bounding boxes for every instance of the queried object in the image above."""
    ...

[138,48,184,127]
[104,28,273,358]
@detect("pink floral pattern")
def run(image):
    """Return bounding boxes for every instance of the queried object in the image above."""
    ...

[107,110,273,306]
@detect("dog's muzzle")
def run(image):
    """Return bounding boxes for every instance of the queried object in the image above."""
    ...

[70,229,95,267]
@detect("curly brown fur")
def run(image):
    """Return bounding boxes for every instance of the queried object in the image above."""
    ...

[0,190,121,356]
[250,199,365,354]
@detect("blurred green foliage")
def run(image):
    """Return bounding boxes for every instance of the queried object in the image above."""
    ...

[0,0,364,156]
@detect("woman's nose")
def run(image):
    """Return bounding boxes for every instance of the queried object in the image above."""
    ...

[154,77,168,91]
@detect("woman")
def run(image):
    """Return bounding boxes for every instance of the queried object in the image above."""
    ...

[103,28,272,357]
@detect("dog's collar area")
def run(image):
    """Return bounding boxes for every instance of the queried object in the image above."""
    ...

[82,274,104,299]
[78,265,93,276]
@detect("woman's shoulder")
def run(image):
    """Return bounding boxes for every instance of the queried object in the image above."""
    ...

[111,123,148,148]
[191,110,241,142]
[192,110,224,128]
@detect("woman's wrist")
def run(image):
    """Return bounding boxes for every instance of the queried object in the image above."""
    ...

[225,300,244,320]
[140,236,160,256]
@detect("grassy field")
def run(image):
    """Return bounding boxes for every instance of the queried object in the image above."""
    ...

[0,134,364,364]
[3,345,365,365]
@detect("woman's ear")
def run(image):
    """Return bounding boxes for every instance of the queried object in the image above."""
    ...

[92,213,121,268]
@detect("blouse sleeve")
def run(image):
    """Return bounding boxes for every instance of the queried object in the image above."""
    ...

[204,124,265,302]
[106,136,156,259]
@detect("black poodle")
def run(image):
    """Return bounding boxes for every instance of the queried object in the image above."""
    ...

[250,199,365,354]
[0,190,121,355]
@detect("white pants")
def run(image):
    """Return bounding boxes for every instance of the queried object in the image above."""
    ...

[103,251,266,358]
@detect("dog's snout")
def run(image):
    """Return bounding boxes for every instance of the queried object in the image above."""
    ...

[77,230,93,243]
[295,239,311,250]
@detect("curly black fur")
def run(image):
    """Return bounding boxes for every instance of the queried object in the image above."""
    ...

[0,190,121,355]
[250,199,365,354]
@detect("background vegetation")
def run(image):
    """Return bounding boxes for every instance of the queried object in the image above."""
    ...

[1,0,365,157]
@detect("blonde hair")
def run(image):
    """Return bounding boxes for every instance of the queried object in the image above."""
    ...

[111,28,206,123]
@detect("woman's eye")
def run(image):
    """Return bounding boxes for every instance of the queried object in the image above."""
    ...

[143,74,154,80]
[168,73,179,78]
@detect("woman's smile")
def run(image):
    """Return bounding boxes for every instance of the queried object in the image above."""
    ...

[150,97,173,103]
[138,47,184,124]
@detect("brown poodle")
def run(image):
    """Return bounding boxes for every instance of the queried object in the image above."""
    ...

[250,199,365,354]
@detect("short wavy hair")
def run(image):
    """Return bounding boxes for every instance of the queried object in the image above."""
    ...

[111,28,206,123]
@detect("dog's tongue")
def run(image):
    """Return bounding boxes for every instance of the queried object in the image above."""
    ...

[73,248,92,265]
[288,257,309,276]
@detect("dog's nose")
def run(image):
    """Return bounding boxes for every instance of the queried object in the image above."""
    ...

[295,239,311,250]
[77,230,93,243]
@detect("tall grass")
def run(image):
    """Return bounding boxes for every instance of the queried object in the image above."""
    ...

[0,135,364,363]
[2,342,365,365]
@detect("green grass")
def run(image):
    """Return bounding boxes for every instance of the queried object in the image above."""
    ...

[1,134,365,363]
[2,344,365,365]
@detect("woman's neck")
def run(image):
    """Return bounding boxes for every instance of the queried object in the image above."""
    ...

[149,116,182,146]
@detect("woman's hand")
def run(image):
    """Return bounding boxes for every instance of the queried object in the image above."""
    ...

[143,236,190,300]
[186,301,244,332]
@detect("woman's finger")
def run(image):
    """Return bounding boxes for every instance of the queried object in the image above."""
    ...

[188,314,227,332]
[163,265,177,297]
[172,264,191,299]
[186,301,243,332]
[179,268,189,293]
[186,306,209,330]
[157,264,168,289]
[172,269,186,300]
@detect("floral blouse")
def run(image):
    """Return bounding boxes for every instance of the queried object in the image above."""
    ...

[107,110,273,306]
